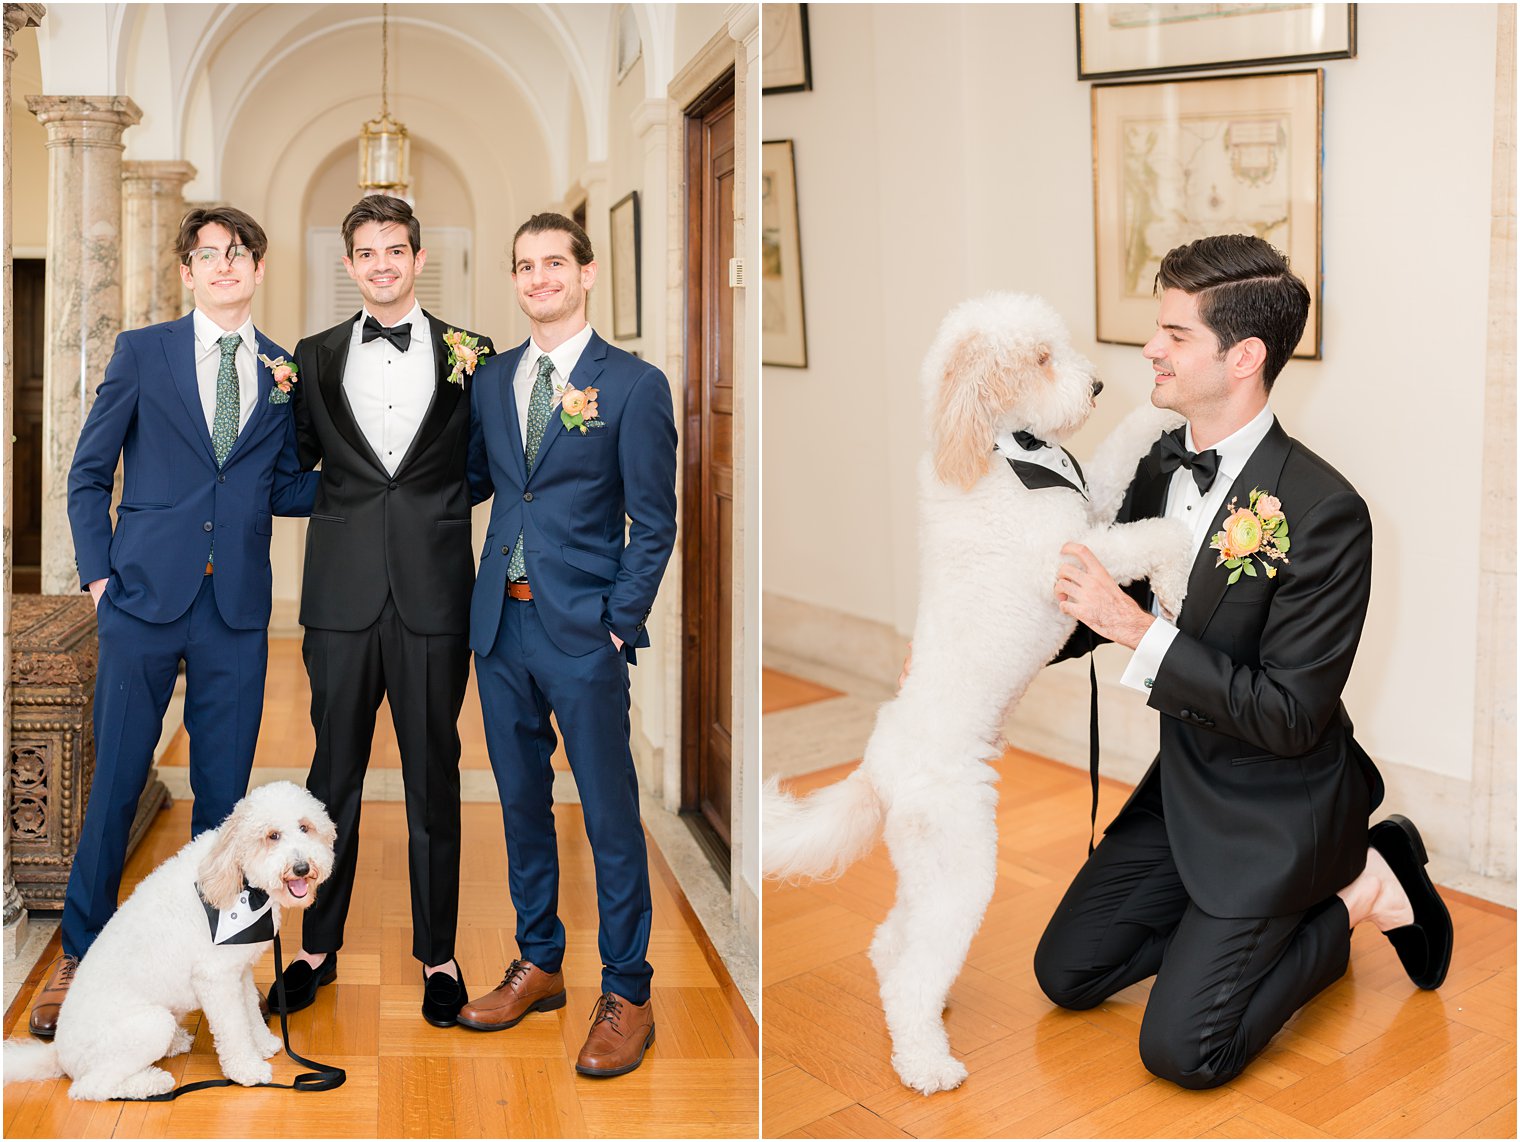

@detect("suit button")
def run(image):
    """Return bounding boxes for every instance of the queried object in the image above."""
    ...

[523,492,533,502]
[1179,708,1192,719]
[217,474,226,484]
[389,482,398,491]
[203,521,214,532]
[502,545,509,555]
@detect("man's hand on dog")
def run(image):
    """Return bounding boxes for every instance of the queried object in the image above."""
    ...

[1055,543,1156,650]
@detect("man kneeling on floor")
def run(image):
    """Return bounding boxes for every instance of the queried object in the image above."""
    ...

[1037,234,1454,1088]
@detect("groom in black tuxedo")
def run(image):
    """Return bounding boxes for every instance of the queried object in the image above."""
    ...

[1037,234,1452,1088]
[269,195,493,1026]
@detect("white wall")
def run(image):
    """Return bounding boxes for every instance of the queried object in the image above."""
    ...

[763,4,1501,793]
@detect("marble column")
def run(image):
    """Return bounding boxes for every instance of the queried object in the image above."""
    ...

[25,94,140,596]
[122,160,196,327]
[4,1,46,959]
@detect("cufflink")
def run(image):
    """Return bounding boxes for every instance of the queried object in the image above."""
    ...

[1144,678,1154,689]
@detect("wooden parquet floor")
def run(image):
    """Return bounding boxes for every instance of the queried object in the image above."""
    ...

[4,690,757,1137]
[762,670,1518,1139]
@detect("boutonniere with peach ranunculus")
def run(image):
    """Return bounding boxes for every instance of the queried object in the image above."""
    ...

[258,353,299,404]
[1210,487,1291,585]
[556,382,604,434]
[442,329,490,385]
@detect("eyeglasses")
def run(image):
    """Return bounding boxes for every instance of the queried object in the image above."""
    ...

[185,244,252,267]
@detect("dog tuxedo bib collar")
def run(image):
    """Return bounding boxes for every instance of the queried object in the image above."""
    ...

[200,883,275,945]
[995,433,1089,499]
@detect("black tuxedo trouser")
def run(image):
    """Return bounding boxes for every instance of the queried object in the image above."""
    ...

[1032,787,1353,1090]
[299,595,469,964]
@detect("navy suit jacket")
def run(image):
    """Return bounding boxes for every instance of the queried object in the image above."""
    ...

[67,313,317,630]
[468,332,678,660]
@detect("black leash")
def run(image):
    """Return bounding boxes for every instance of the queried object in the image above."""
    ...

[1087,651,1100,857]
[115,931,346,1100]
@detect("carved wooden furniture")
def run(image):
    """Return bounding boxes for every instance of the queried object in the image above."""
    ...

[9,594,169,909]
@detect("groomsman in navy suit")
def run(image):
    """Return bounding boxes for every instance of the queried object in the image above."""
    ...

[456,213,677,1078]
[33,207,317,1036]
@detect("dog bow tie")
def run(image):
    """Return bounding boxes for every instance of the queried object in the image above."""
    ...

[362,315,412,352]
[1012,430,1047,452]
[1157,433,1221,493]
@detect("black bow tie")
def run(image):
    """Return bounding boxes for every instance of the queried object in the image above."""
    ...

[362,315,412,352]
[1012,430,1047,452]
[1157,432,1221,493]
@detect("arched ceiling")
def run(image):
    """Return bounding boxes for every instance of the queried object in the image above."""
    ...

[33,3,682,199]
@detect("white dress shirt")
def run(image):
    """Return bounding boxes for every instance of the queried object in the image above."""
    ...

[343,302,435,476]
[192,309,259,437]
[1119,404,1277,693]
[514,323,595,451]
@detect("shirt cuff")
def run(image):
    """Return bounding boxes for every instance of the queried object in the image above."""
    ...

[1120,619,1179,695]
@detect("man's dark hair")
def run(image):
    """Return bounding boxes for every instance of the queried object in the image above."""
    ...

[176,206,268,265]
[511,212,594,270]
[341,194,421,258]
[1154,234,1311,390]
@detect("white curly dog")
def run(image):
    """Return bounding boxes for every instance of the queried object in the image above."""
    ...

[763,293,1193,1095]
[3,780,336,1101]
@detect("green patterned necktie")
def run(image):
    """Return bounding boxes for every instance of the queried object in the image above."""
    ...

[507,353,557,581]
[211,332,242,467]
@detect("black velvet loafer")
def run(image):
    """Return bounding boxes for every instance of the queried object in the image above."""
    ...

[267,952,338,1014]
[422,961,468,1028]
[1368,815,1453,990]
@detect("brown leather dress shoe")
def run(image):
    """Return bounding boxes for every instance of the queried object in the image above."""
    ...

[456,959,566,1031]
[29,953,79,1039]
[575,992,655,1077]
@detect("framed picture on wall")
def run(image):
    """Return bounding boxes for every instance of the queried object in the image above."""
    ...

[1092,69,1323,358]
[762,139,808,368]
[610,190,641,340]
[763,3,813,94]
[1076,3,1355,80]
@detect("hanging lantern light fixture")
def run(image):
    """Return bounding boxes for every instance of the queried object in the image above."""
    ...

[357,3,410,197]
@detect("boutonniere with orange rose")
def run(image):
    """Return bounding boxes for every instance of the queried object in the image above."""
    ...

[442,329,490,385]
[1210,488,1291,585]
[258,353,299,404]
[556,382,604,434]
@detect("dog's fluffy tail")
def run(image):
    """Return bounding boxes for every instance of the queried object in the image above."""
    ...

[762,768,883,882]
[4,1037,64,1083]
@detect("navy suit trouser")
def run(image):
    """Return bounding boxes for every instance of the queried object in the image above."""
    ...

[475,597,653,1005]
[62,575,267,959]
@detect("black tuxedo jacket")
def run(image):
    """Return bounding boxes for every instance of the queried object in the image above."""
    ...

[292,310,493,634]
[1062,419,1384,919]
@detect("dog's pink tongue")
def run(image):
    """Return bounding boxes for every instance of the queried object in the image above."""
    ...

[287,878,309,899]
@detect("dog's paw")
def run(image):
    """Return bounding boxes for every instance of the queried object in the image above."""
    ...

[72,1066,175,1102]
[165,1025,195,1057]
[893,1051,968,1096]
[255,1029,282,1059]
[222,1056,273,1087]
[1151,562,1190,622]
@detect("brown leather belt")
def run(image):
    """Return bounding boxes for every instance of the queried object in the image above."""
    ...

[506,580,532,601]
[205,562,214,576]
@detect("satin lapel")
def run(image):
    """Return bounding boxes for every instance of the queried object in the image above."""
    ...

[221,330,277,466]
[1177,420,1293,639]
[529,333,607,478]
[497,340,531,485]
[393,310,462,475]
[165,315,216,463]
[318,315,386,473]
[1128,430,1178,524]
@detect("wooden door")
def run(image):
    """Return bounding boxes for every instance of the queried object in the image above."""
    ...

[12,259,44,593]
[680,74,736,874]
